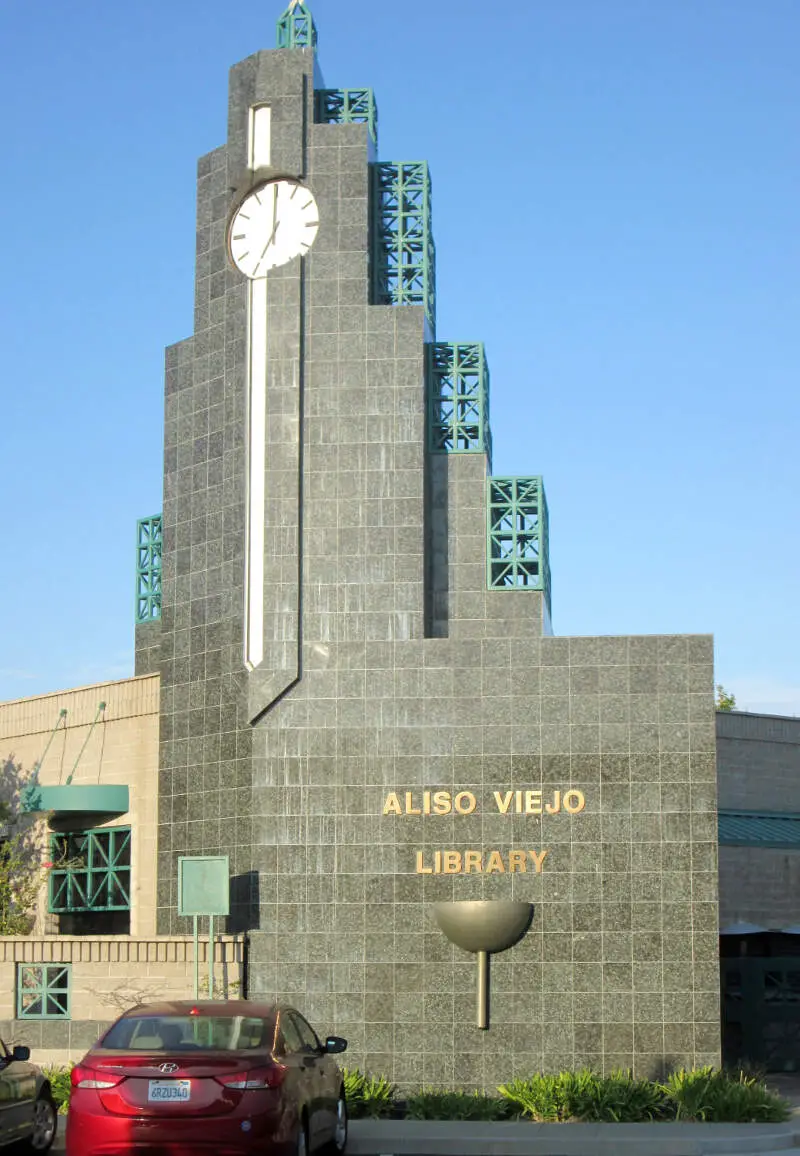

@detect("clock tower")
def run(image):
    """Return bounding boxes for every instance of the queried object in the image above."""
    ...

[136,0,720,1087]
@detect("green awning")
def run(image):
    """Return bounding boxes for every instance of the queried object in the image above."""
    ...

[719,810,800,849]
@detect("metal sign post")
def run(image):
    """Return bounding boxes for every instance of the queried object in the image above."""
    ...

[178,857,230,1000]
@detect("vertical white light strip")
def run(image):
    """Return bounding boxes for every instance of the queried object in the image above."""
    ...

[244,104,271,670]
[245,277,268,669]
[249,105,272,170]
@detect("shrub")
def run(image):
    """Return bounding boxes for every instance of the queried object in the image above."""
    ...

[341,1068,396,1118]
[663,1066,790,1124]
[406,1089,516,1121]
[499,1070,576,1122]
[42,1065,73,1114]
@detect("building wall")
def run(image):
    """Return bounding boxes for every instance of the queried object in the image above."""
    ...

[0,675,160,936]
[717,711,800,929]
[0,678,247,1063]
[717,711,800,812]
[0,936,243,1065]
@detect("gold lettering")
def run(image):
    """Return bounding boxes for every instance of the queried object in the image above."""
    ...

[443,851,462,874]
[464,851,482,873]
[545,790,561,815]
[494,791,514,814]
[515,790,523,812]
[383,792,401,816]
[564,790,585,814]
[486,851,506,874]
[508,850,527,873]
[433,791,452,815]
[434,851,442,873]
[454,791,477,815]
[405,791,421,816]
[415,851,433,874]
[528,849,549,873]
[525,790,542,814]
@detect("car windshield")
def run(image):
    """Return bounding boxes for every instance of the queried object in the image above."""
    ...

[101,1015,273,1052]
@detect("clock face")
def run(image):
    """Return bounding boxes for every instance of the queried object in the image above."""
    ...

[228,179,320,278]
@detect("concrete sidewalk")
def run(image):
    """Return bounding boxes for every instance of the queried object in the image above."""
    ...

[347,1118,800,1156]
[46,1117,800,1155]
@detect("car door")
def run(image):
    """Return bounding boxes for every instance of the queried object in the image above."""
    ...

[0,1041,37,1143]
[291,1013,335,1141]
[278,1012,322,1148]
[285,1011,327,1148]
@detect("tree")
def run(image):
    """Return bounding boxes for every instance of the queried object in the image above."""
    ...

[0,758,46,935]
[716,685,737,712]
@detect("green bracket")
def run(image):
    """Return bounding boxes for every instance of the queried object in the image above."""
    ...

[487,477,551,614]
[427,342,492,462]
[276,0,318,48]
[19,708,67,812]
[316,89,378,146]
[370,162,436,332]
[136,515,162,624]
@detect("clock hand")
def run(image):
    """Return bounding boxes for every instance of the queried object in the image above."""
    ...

[260,186,280,257]
[260,220,280,260]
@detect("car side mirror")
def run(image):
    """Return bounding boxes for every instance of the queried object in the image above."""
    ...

[12,1046,30,1062]
[325,1036,347,1055]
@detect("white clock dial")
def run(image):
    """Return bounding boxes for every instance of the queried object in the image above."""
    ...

[228,179,320,278]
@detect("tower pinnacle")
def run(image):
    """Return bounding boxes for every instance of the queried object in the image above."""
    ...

[276,0,318,49]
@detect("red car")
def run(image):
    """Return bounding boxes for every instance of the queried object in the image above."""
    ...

[66,1000,348,1156]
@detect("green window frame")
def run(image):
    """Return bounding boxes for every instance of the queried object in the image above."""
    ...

[17,964,71,1020]
[49,827,132,914]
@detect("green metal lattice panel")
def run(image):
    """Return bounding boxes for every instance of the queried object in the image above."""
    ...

[427,342,492,461]
[276,0,318,48]
[316,89,378,146]
[370,162,436,331]
[136,514,162,624]
[48,827,132,914]
[17,964,71,1020]
[487,477,551,610]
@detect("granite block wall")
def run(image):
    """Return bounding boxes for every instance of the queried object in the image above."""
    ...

[153,41,720,1086]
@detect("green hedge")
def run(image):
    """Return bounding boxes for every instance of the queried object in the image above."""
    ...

[345,1066,790,1124]
[43,1062,791,1125]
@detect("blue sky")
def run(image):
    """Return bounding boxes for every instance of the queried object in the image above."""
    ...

[1,1,797,713]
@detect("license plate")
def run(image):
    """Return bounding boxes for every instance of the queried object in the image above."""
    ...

[148,1080,191,1102]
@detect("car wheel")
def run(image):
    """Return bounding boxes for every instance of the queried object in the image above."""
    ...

[330,1089,347,1155]
[23,1093,57,1153]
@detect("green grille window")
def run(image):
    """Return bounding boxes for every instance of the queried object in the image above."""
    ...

[487,477,551,610]
[136,515,162,624]
[17,964,70,1020]
[316,89,378,146]
[49,827,132,914]
[427,342,492,460]
[370,162,436,332]
[276,1,317,48]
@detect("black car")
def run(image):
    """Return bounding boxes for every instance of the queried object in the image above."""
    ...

[0,1039,57,1151]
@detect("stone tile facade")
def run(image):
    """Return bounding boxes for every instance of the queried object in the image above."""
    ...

[151,42,720,1086]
